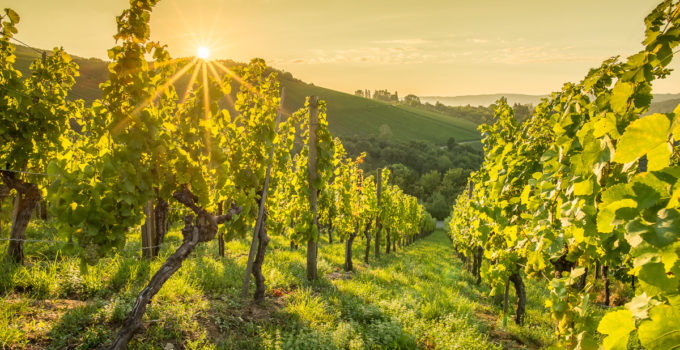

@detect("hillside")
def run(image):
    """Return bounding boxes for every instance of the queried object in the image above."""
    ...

[420,94,547,107]
[648,97,680,113]
[13,46,480,144]
[421,92,680,111]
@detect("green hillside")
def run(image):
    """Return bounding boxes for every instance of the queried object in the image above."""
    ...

[13,46,480,144]
[280,79,480,143]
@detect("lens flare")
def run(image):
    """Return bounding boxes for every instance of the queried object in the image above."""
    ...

[197,46,210,59]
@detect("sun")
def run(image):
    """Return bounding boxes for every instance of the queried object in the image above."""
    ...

[197,46,210,60]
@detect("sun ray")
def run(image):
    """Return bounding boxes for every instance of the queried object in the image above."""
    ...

[206,62,236,112]
[149,56,192,71]
[111,58,197,135]
[181,62,201,104]
[211,60,255,93]
[201,61,212,157]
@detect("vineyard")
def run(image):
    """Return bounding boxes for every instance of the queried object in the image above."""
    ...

[0,1,439,349]
[449,1,680,349]
[3,0,680,349]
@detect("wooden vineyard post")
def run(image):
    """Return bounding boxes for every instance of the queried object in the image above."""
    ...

[241,88,286,298]
[306,96,320,281]
[141,200,156,259]
[375,168,381,259]
[217,201,225,257]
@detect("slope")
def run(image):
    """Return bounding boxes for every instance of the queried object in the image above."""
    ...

[13,46,480,144]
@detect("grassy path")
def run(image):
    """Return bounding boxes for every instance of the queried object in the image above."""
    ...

[224,229,553,349]
[1,224,553,349]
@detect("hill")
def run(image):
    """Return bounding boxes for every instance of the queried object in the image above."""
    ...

[648,97,680,113]
[13,46,480,144]
[420,94,547,107]
[421,92,680,111]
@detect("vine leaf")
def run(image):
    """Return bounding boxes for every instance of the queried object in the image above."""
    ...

[613,113,671,170]
[597,309,635,350]
[638,305,680,350]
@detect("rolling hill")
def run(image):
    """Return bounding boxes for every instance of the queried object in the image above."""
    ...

[420,94,547,107]
[13,46,480,144]
[422,92,680,112]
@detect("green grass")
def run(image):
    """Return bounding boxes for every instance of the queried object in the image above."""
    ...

[13,46,480,144]
[0,218,557,349]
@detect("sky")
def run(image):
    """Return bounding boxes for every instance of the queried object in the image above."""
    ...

[5,0,680,96]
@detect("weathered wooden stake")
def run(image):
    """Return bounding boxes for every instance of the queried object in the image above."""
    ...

[375,169,381,259]
[141,200,156,259]
[306,96,320,281]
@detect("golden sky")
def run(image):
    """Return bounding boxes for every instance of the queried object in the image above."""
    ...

[5,0,680,96]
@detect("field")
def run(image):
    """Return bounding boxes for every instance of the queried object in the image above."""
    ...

[1,220,560,349]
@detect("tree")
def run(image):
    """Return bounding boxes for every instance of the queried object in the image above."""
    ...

[404,94,421,106]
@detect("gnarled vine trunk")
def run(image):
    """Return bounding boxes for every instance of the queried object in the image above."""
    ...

[1,171,41,265]
[601,265,610,306]
[385,228,391,254]
[472,246,483,285]
[109,187,240,350]
[574,267,587,291]
[252,210,269,303]
[509,271,526,325]
[0,185,10,240]
[363,221,372,263]
[344,226,357,271]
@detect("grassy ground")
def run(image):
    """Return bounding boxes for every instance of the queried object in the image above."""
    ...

[1,219,557,349]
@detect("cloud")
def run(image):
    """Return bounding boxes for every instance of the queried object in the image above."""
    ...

[467,38,489,44]
[372,38,430,45]
[488,46,601,64]
[272,39,601,67]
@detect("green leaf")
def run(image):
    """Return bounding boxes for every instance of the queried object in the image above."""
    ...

[638,262,676,296]
[573,179,593,196]
[647,209,680,247]
[626,293,653,319]
[638,305,680,350]
[5,8,20,23]
[610,82,635,114]
[597,309,635,350]
[597,198,637,233]
[613,113,671,169]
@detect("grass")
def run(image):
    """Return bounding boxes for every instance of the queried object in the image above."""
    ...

[0,216,560,349]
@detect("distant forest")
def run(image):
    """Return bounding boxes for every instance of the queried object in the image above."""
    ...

[343,136,483,220]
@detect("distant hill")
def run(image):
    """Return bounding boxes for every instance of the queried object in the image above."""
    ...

[13,46,480,144]
[652,93,680,103]
[423,92,680,110]
[648,98,680,114]
[420,94,547,107]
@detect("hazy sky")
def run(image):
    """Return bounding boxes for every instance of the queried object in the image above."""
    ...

[5,0,680,96]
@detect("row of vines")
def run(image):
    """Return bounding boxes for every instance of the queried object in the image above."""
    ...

[449,1,680,349]
[0,1,435,349]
